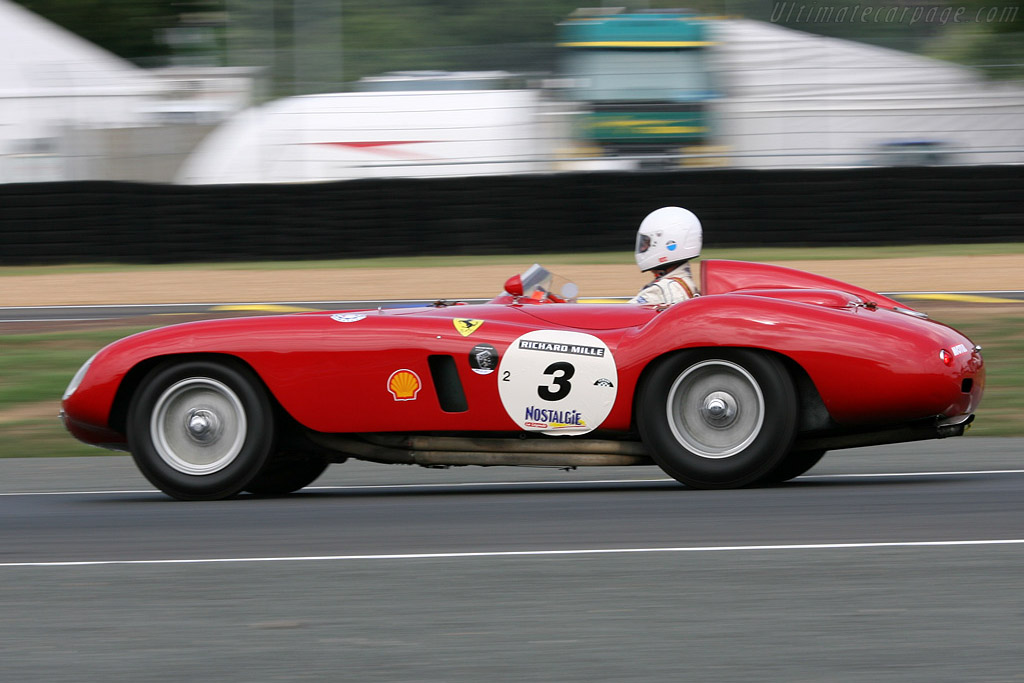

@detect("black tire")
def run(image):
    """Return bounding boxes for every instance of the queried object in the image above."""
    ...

[127,359,276,500]
[244,453,328,495]
[762,449,827,484]
[637,349,798,489]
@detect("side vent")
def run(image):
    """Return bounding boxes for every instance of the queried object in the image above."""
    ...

[427,355,468,413]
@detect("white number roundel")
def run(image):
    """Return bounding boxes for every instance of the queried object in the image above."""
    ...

[498,330,618,436]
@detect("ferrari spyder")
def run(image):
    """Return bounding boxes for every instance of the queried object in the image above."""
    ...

[61,260,984,499]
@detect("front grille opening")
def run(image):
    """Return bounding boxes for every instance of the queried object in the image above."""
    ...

[961,378,973,394]
[428,355,468,413]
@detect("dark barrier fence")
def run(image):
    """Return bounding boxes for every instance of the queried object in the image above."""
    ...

[1,166,1022,265]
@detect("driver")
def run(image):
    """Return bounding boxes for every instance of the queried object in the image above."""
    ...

[629,206,702,306]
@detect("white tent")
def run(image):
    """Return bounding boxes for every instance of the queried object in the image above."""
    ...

[0,0,164,180]
[176,89,564,184]
[711,20,1024,167]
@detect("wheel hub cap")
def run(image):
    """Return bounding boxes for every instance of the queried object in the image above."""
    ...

[701,391,738,427]
[665,359,766,460]
[186,409,222,444]
[150,377,247,475]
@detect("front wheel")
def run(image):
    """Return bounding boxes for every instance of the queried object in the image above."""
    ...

[637,350,798,489]
[127,359,276,500]
[762,449,827,484]
[245,453,328,495]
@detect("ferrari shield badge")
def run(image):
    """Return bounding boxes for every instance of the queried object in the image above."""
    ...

[498,330,618,436]
[453,318,484,336]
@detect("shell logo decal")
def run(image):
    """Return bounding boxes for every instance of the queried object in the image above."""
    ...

[387,369,421,401]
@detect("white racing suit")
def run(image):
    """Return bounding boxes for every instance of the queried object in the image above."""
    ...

[630,262,699,306]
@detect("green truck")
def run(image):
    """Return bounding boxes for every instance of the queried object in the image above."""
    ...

[557,9,717,166]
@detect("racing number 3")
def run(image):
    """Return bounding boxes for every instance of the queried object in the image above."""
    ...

[498,331,616,436]
[538,361,575,401]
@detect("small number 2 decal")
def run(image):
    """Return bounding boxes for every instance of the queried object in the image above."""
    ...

[502,370,511,381]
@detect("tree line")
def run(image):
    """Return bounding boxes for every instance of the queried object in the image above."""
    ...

[14,0,1022,91]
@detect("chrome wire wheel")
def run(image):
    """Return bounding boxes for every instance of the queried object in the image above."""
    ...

[150,377,248,475]
[637,350,797,489]
[128,360,276,500]
[666,359,765,459]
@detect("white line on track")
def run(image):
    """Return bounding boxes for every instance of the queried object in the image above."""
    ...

[804,469,1024,479]
[0,489,159,496]
[3,539,1024,568]
[1,468,1023,497]
[0,318,109,323]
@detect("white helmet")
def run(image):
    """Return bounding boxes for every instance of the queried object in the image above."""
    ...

[634,206,702,272]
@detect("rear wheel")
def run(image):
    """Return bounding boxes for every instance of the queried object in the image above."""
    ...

[127,359,275,500]
[637,350,798,489]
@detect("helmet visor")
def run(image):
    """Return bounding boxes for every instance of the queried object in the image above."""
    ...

[636,233,651,254]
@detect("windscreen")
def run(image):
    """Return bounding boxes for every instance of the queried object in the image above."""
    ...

[519,264,579,303]
[562,49,712,102]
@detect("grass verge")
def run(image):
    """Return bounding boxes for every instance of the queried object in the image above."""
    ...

[3,243,1024,277]
[0,306,1020,458]
[0,327,151,458]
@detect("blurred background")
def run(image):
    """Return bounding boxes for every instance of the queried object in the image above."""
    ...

[2,0,1022,184]
[2,8,1022,676]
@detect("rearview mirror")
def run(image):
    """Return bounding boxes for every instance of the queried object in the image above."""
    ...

[504,274,524,298]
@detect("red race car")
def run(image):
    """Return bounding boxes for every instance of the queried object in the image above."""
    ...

[62,260,984,500]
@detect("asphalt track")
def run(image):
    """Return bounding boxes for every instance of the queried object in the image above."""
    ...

[3,290,1024,323]
[2,294,1021,680]
[1,439,1022,682]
